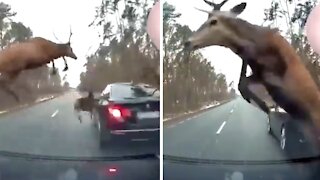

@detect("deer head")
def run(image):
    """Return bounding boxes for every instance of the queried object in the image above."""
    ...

[64,27,77,59]
[184,2,248,52]
[185,1,280,59]
[54,27,77,60]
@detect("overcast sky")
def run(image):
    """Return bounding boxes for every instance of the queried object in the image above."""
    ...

[2,0,102,87]
[0,0,277,89]
[166,0,272,88]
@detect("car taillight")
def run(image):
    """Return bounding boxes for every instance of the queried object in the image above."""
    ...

[109,108,122,118]
[107,105,132,122]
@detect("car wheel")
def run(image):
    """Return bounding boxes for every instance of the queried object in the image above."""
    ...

[98,119,111,148]
[280,126,286,150]
[92,109,98,127]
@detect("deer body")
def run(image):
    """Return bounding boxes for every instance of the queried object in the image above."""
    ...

[0,37,76,74]
[244,30,320,121]
[0,33,77,101]
[184,2,320,143]
[263,32,320,122]
[73,92,95,123]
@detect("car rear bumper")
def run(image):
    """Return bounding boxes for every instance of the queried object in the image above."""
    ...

[111,128,159,134]
[110,128,159,142]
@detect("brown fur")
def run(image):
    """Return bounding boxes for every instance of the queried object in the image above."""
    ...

[265,32,320,125]
[74,95,95,123]
[0,37,75,77]
[188,2,320,146]
[0,36,76,101]
[223,17,320,131]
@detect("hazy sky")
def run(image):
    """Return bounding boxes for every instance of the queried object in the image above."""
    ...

[2,0,102,87]
[0,0,275,89]
[166,0,272,87]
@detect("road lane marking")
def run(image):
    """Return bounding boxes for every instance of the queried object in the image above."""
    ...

[51,110,59,118]
[178,121,184,124]
[230,109,234,113]
[0,110,8,114]
[168,124,176,128]
[216,121,226,135]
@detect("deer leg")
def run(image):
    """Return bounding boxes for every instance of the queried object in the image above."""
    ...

[2,72,22,102]
[238,75,270,114]
[74,108,82,123]
[78,113,82,123]
[62,57,68,71]
[51,61,57,75]
[238,79,250,103]
[11,71,32,96]
[237,57,251,103]
[0,81,19,102]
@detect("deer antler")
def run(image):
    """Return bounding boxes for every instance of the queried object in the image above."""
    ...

[52,31,62,43]
[194,7,213,14]
[68,25,73,43]
[203,0,229,10]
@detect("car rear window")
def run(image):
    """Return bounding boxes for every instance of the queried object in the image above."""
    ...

[111,84,149,98]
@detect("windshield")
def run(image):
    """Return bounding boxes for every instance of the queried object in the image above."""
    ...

[163,0,320,178]
[0,0,159,166]
[111,84,150,98]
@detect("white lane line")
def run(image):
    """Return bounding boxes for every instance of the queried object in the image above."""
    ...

[230,109,234,113]
[0,110,8,114]
[216,121,227,135]
[51,110,59,118]
[168,124,176,128]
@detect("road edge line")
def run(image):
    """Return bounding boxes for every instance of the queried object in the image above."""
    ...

[163,99,234,125]
[0,91,67,116]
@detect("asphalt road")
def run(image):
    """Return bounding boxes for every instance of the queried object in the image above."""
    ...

[0,91,158,157]
[164,97,320,161]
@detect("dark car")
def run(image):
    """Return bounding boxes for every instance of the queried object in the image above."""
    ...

[92,82,160,147]
[267,106,320,155]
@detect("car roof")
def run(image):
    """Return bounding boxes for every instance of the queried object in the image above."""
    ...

[109,82,133,86]
[101,82,157,95]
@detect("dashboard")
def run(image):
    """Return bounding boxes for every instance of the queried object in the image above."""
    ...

[164,155,320,180]
[0,153,159,180]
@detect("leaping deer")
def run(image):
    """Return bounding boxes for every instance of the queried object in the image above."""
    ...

[184,1,320,147]
[201,0,271,113]
[0,28,77,101]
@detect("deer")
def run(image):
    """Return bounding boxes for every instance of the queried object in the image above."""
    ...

[201,0,271,113]
[183,1,320,148]
[0,28,77,101]
[73,91,95,123]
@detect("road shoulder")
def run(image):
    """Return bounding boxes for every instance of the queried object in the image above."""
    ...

[163,99,233,127]
[0,92,67,116]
